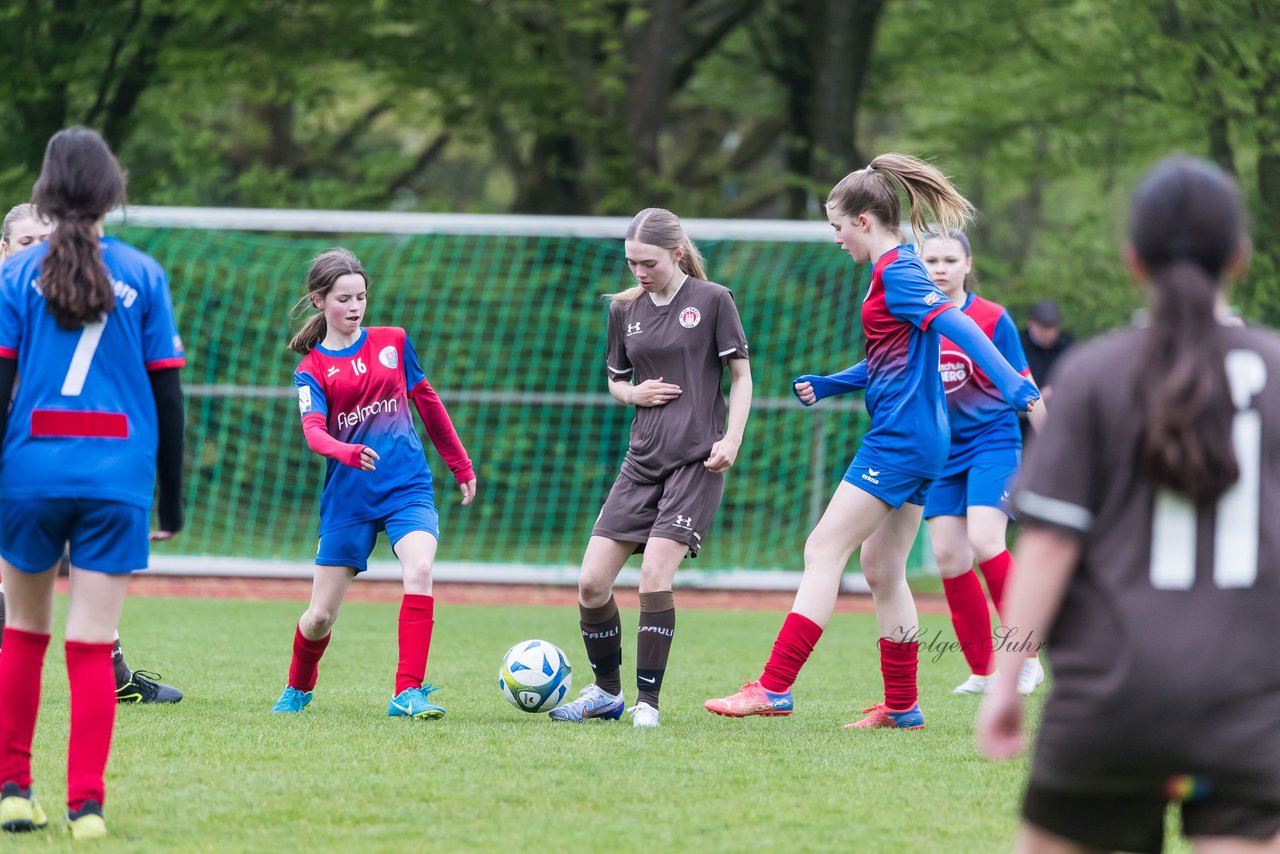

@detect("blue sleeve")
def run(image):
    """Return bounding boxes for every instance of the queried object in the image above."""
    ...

[294,370,328,420]
[792,361,867,406]
[142,263,185,369]
[402,332,426,390]
[932,309,1039,410]
[882,256,951,330]
[0,263,23,357]
[992,311,1029,375]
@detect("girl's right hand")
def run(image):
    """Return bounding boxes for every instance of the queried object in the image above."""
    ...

[358,446,380,471]
[342,444,379,470]
[793,380,817,405]
[629,377,683,407]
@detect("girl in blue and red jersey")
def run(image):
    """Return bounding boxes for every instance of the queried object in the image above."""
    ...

[271,248,476,720]
[918,233,1046,696]
[0,128,186,840]
[706,154,1039,728]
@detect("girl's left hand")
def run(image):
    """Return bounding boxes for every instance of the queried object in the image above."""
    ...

[704,437,740,473]
[459,478,477,506]
[976,687,1025,760]
[149,530,177,542]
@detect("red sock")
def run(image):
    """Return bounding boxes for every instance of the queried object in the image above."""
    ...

[942,571,994,676]
[879,638,919,711]
[0,628,50,789]
[979,550,1013,616]
[65,640,116,810]
[288,625,330,692]
[395,594,435,695]
[759,612,823,693]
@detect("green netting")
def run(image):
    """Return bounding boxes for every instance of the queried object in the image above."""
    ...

[117,224,934,574]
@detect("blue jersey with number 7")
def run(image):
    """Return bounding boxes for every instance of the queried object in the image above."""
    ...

[0,237,185,508]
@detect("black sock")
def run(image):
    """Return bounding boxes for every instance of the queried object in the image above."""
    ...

[579,596,622,696]
[636,591,675,709]
[112,637,131,688]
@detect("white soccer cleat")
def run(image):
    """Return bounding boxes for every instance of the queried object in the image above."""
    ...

[951,673,994,695]
[547,683,624,722]
[1017,658,1045,695]
[628,702,659,728]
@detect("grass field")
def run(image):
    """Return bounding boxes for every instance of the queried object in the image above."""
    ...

[6,593,1189,853]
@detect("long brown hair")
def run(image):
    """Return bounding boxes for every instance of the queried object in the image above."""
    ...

[826,153,974,241]
[1130,157,1244,503]
[288,248,369,354]
[607,208,707,302]
[31,127,125,329]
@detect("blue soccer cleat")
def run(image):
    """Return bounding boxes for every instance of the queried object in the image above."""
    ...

[704,680,794,717]
[271,686,313,714]
[548,683,625,722]
[388,684,445,719]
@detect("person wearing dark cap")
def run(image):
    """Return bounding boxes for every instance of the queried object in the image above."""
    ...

[1020,300,1074,400]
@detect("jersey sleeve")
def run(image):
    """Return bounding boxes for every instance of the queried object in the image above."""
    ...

[605,302,633,382]
[0,264,23,359]
[715,288,749,361]
[142,264,186,371]
[1011,350,1101,537]
[883,257,953,331]
[294,368,328,421]
[993,310,1031,376]
[402,330,427,391]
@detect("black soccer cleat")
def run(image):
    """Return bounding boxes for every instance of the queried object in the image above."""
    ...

[116,670,183,704]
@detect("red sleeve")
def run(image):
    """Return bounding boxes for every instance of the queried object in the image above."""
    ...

[409,378,475,483]
[301,412,366,469]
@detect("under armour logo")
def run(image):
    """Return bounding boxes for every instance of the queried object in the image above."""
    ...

[627,322,643,335]
[674,515,692,529]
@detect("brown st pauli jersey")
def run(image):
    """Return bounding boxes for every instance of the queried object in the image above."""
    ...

[605,277,748,483]
[1013,323,1280,797]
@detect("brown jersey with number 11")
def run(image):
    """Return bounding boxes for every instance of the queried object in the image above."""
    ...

[1012,322,1280,798]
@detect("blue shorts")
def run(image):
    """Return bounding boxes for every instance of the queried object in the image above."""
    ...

[316,503,439,574]
[843,457,933,509]
[0,498,149,575]
[923,456,1020,520]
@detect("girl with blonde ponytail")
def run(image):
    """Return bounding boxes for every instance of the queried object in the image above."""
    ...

[707,154,1039,729]
[551,208,751,728]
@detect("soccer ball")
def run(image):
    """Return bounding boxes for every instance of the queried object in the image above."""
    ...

[499,639,572,713]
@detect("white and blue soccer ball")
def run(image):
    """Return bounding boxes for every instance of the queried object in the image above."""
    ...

[499,639,572,713]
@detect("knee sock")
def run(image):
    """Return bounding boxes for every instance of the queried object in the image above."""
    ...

[395,594,435,695]
[978,550,1013,616]
[942,571,994,676]
[579,596,622,696]
[112,633,130,688]
[759,612,824,694]
[0,628,50,789]
[879,638,919,711]
[636,591,675,709]
[287,624,331,692]
[66,640,116,811]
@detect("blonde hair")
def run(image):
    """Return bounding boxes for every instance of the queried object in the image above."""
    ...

[827,153,975,241]
[606,208,707,302]
[2,203,49,246]
[288,248,369,355]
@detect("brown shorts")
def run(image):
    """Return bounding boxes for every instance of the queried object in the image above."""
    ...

[1023,781,1280,853]
[591,462,725,557]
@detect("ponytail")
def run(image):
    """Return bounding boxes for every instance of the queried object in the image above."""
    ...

[606,208,706,302]
[31,127,125,330]
[1129,156,1245,504]
[288,309,329,355]
[827,153,974,239]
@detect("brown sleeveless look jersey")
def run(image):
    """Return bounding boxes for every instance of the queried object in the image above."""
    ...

[605,278,748,484]
[1012,323,1280,797]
